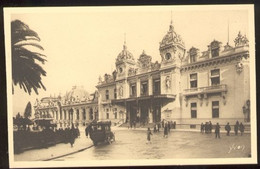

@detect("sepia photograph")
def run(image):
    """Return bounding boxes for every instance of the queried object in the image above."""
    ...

[4,5,257,168]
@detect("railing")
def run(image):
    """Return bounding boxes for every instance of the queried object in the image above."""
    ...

[184,84,227,95]
[130,94,137,98]
[140,92,149,97]
[153,91,161,95]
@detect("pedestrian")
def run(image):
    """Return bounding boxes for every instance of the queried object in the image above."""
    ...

[157,122,161,132]
[153,124,157,133]
[76,126,80,138]
[85,125,89,138]
[162,120,165,128]
[133,120,136,129]
[239,122,245,136]
[147,128,153,144]
[168,121,171,132]
[209,121,212,133]
[215,123,221,139]
[200,122,205,133]
[234,120,239,136]
[69,125,77,147]
[164,124,168,138]
[173,121,176,129]
[205,122,209,133]
[225,122,231,136]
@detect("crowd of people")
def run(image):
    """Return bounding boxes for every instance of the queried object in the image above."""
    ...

[14,124,81,153]
[146,120,246,143]
[200,120,245,139]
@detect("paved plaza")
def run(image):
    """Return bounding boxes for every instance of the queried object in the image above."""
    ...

[14,127,251,161]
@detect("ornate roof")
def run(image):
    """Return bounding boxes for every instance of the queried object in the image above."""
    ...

[138,50,152,69]
[64,86,90,103]
[160,23,185,48]
[116,42,135,65]
[234,31,249,47]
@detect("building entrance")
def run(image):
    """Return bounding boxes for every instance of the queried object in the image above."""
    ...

[140,101,149,125]
[153,104,161,123]
[128,102,137,123]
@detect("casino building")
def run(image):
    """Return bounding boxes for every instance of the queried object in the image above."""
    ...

[34,20,250,129]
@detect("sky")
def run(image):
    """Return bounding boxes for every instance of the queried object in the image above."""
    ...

[5,6,251,116]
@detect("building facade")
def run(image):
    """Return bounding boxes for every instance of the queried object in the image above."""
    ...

[96,22,250,129]
[34,21,250,129]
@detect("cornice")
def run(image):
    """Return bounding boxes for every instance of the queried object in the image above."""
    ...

[181,50,249,72]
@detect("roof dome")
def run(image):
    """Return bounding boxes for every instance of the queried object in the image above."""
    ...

[160,23,185,48]
[64,86,90,102]
[116,43,135,65]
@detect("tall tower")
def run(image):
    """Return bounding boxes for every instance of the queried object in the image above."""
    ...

[159,18,186,122]
[159,20,186,69]
[115,40,136,99]
[115,41,136,80]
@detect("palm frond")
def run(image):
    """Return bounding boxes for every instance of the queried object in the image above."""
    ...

[11,19,47,95]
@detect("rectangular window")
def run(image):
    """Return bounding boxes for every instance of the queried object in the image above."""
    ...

[211,69,220,86]
[153,79,160,95]
[211,48,220,57]
[190,124,196,129]
[114,108,117,119]
[106,109,109,119]
[114,88,117,99]
[64,110,66,120]
[141,81,148,96]
[212,101,219,118]
[76,109,79,120]
[191,102,197,118]
[130,83,136,97]
[106,90,109,100]
[190,73,198,88]
[190,54,196,63]
[83,109,86,120]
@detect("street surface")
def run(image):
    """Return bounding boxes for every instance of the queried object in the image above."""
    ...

[51,128,251,161]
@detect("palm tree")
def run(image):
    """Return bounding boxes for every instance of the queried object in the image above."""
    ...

[11,20,47,95]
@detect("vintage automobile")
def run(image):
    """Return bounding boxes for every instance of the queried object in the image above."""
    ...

[87,120,115,146]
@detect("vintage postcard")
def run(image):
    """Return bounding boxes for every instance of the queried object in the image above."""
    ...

[4,5,257,168]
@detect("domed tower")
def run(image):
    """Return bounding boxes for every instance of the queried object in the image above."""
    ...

[159,20,186,69]
[115,41,136,80]
[159,19,186,121]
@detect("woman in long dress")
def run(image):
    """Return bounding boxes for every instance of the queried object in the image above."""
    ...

[147,128,153,144]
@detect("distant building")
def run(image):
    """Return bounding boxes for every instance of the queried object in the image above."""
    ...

[34,86,99,128]
[34,21,250,129]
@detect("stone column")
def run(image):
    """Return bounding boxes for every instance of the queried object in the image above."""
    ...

[148,76,153,95]
[137,78,140,97]
[53,110,55,119]
[56,110,59,120]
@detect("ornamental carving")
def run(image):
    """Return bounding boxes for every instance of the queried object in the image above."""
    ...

[236,62,243,74]
[160,24,185,48]
[104,73,114,83]
[118,86,123,97]
[128,67,137,76]
[210,40,221,49]
[234,31,249,47]
[165,76,171,89]
[138,50,152,69]
[151,61,161,70]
